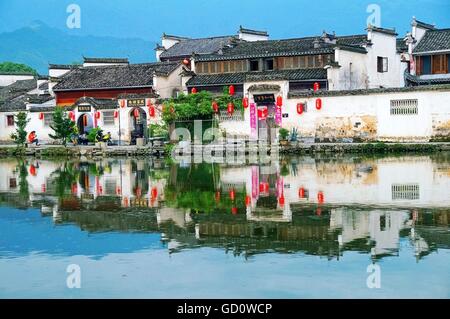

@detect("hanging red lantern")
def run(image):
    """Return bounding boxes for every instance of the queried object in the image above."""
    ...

[229,85,235,96]
[29,165,36,176]
[231,207,238,215]
[191,87,198,94]
[183,58,190,66]
[297,103,304,115]
[316,98,322,110]
[39,113,44,120]
[317,191,324,204]
[212,101,219,113]
[314,82,320,92]
[279,194,285,207]
[151,187,158,199]
[215,191,221,203]
[68,111,75,121]
[245,195,251,207]
[227,102,234,116]
[114,110,119,119]
[133,108,140,118]
[257,107,268,120]
[276,95,283,108]
[298,187,305,199]
[95,111,101,120]
[119,99,126,108]
[229,188,235,201]
[83,114,88,127]
[242,97,249,108]
[149,106,156,118]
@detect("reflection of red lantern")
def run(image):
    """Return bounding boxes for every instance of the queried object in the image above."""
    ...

[316,208,322,216]
[116,186,122,196]
[114,110,119,119]
[279,194,285,207]
[41,184,46,193]
[133,109,140,118]
[227,102,234,116]
[95,111,101,120]
[314,82,320,92]
[39,113,44,120]
[316,98,322,110]
[242,97,249,108]
[151,187,158,199]
[135,187,142,198]
[297,103,304,115]
[29,165,36,176]
[212,101,219,113]
[229,85,235,96]
[231,207,238,215]
[245,195,251,207]
[229,189,235,201]
[318,191,324,204]
[191,87,197,94]
[149,106,155,118]
[298,187,305,198]
[215,191,221,202]
[276,95,283,108]
[71,183,78,195]
[120,100,126,108]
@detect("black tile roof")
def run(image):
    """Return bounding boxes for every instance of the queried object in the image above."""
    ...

[49,64,81,70]
[83,57,129,64]
[396,38,408,53]
[367,26,398,36]
[413,28,450,54]
[0,79,36,104]
[53,62,180,92]
[404,72,450,85]
[160,36,236,60]
[69,97,118,110]
[239,26,268,36]
[186,68,327,86]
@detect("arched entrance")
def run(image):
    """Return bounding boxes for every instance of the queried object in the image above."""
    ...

[77,114,94,134]
[129,108,147,145]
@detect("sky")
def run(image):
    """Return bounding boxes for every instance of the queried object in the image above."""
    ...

[0,0,449,40]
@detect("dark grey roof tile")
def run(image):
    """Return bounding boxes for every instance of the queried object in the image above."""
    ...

[413,29,450,53]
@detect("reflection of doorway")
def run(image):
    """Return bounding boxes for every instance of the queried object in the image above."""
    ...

[77,114,94,134]
[130,108,147,145]
[258,104,276,142]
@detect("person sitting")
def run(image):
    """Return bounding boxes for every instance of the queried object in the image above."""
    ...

[103,132,112,145]
[28,131,39,146]
[78,133,89,145]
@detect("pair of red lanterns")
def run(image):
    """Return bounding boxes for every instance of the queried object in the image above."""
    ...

[296,98,322,114]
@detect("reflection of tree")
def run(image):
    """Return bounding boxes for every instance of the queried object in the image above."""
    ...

[50,162,79,198]
[16,161,29,200]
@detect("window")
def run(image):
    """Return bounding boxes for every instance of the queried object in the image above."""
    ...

[103,111,115,126]
[6,115,14,126]
[9,178,17,189]
[392,184,419,200]
[377,57,388,73]
[43,113,54,127]
[265,59,274,71]
[432,54,448,74]
[390,99,418,115]
[250,60,260,71]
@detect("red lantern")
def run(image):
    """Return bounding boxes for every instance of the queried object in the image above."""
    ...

[83,114,88,127]
[116,186,122,196]
[114,110,119,119]
[227,102,234,116]
[231,207,238,215]
[229,85,235,96]
[298,187,305,199]
[276,95,283,108]
[151,187,158,199]
[29,165,36,176]
[39,113,44,120]
[68,111,75,121]
[212,101,219,113]
[316,98,322,110]
[245,195,251,207]
[242,97,249,108]
[229,188,235,201]
[149,106,156,118]
[191,87,197,94]
[119,99,126,108]
[71,183,78,195]
[95,111,101,120]
[314,82,320,92]
[318,191,324,204]
[257,107,268,120]
[279,194,285,207]
[297,103,304,115]
[183,58,190,66]
[133,108,140,118]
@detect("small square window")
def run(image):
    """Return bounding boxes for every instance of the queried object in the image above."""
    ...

[7,115,14,126]
[377,57,388,73]
[265,59,274,71]
[250,60,260,71]
[9,178,17,189]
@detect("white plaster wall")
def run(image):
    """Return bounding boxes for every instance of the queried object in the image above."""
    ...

[238,32,269,42]
[153,65,184,99]
[48,69,71,78]
[0,74,34,87]
[330,49,368,90]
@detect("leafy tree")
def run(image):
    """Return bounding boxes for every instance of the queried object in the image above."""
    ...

[49,107,76,146]
[10,112,29,148]
[0,62,37,75]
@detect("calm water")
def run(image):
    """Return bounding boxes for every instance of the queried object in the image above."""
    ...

[0,154,449,298]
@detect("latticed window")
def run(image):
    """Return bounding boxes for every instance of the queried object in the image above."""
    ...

[103,111,115,126]
[392,184,420,200]
[390,99,418,115]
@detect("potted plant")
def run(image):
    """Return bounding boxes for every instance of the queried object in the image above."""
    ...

[279,128,290,146]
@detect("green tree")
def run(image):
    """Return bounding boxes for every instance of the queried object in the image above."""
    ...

[0,62,37,75]
[10,112,29,148]
[49,107,76,146]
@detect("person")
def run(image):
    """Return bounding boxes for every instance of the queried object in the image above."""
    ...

[103,131,112,145]
[28,131,39,146]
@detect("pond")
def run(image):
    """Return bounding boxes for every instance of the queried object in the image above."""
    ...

[0,154,449,298]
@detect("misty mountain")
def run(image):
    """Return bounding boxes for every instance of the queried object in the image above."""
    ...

[0,21,157,75]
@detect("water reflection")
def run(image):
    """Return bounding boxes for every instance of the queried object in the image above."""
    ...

[0,154,449,263]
